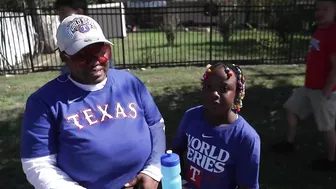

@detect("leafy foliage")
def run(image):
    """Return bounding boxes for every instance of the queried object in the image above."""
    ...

[272,5,315,42]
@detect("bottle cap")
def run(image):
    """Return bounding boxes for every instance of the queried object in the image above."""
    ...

[160,150,180,167]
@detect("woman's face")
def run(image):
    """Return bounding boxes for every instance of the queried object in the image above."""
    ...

[63,42,112,85]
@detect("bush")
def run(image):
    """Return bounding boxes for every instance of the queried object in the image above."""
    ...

[272,6,314,42]
[218,15,235,42]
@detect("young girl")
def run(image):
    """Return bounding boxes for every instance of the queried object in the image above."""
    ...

[172,62,260,189]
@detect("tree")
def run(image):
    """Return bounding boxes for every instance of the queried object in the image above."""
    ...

[162,13,179,46]
[202,0,239,42]
[162,0,180,46]
[24,0,56,53]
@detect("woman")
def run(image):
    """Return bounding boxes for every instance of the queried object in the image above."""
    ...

[20,15,165,189]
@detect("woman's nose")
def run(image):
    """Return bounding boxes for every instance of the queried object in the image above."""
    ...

[88,56,107,67]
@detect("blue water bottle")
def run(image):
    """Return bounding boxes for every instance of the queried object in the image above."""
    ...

[160,150,182,189]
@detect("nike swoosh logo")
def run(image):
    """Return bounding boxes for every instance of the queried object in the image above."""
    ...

[67,97,82,104]
[202,134,213,138]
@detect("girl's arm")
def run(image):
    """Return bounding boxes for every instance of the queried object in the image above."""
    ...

[173,148,187,179]
[171,111,190,180]
[21,96,85,189]
[236,135,261,189]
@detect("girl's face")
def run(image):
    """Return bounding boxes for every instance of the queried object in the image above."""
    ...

[201,67,237,116]
[315,1,336,26]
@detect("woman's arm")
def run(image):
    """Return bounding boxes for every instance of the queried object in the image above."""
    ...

[140,118,166,182]
[21,155,85,189]
[136,78,166,182]
[21,96,85,189]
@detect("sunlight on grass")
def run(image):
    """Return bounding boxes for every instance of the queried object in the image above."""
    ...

[111,30,310,66]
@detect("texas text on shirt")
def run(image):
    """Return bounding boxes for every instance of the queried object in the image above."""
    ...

[173,106,260,189]
[20,69,166,189]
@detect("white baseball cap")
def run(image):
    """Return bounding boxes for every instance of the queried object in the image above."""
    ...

[56,14,113,55]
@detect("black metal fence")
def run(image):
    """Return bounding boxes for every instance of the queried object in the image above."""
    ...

[0,1,315,74]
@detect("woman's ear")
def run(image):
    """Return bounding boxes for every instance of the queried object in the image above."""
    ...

[60,51,71,66]
[60,52,69,63]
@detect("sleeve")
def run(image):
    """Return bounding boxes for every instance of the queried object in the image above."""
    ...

[21,155,85,189]
[21,96,84,189]
[135,77,166,181]
[21,95,58,158]
[136,76,162,126]
[236,135,261,189]
[171,112,189,152]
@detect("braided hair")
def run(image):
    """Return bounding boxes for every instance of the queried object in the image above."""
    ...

[201,62,246,113]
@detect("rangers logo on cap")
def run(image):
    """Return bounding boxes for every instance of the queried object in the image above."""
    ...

[67,17,97,38]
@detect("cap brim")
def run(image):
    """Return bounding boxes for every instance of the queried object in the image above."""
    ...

[64,38,114,55]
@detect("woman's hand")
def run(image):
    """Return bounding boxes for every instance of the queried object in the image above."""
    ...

[124,173,159,189]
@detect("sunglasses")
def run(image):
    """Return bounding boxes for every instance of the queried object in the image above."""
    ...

[66,43,112,67]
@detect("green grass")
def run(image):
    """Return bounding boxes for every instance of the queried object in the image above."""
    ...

[0,65,335,189]
[110,30,310,66]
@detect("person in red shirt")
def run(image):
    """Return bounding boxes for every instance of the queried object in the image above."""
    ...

[272,0,336,171]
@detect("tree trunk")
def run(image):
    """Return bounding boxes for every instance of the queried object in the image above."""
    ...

[24,0,56,54]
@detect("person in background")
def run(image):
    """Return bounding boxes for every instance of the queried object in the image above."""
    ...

[54,0,115,75]
[172,62,260,189]
[54,0,88,22]
[272,0,336,171]
[20,15,165,189]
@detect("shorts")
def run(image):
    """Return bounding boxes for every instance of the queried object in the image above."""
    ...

[283,87,336,131]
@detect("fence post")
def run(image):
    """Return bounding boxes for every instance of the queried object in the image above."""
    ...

[22,2,35,72]
[209,0,213,64]
[119,2,126,69]
[288,0,298,64]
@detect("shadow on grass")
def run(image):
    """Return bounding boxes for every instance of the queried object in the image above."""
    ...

[0,112,33,189]
[154,83,335,189]
[1,75,334,189]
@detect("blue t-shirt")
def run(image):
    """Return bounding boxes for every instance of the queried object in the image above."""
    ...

[172,106,260,189]
[21,69,162,189]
